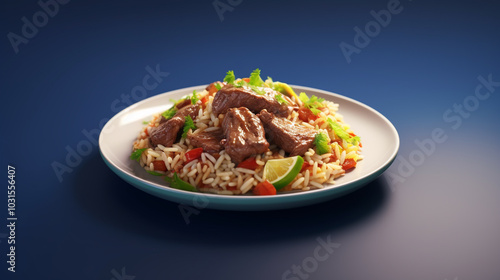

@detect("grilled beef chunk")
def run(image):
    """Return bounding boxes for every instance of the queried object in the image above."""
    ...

[150,104,200,147]
[212,84,289,117]
[175,98,192,110]
[258,109,317,156]
[188,128,224,153]
[221,107,269,164]
[159,98,195,124]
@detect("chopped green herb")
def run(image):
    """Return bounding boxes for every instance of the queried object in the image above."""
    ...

[249,68,264,87]
[299,92,325,116]
[130,148,148,162]
[161,106,177,120]
[223,70,235,84]
[248,85,266,95]
[191,90,199,104]
[142,121,150,125]
[326,118,360,145]
[215,82,222,90]
[165,173,197,192]
[234,80,246,88]
[182,115,196,138]
[265,76,274,84]
[147,170,164,176]
[221,69,276,96]
[271,82,283,93]
[275,93,289,105]
[310,108,321,115]
[314,132,331,155]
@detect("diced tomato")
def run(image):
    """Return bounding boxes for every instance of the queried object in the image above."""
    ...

[329,154,338,163]
[185,148,203,163]
[342,158,357,170]
[152,160,167,172]
[242,78,250,83]
[237,157,259,170]
[144,127,149,136]
[206,82,222,95]
[298,107,319,122]
[301,161,312,172]
[253,180,277,196]
[298,107,310,122]
[201,95,210,104]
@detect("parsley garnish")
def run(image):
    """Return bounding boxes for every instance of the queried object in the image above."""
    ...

[165,173,197,192]
[223,70,235,84]
[248,85,266,95]
[314,132,331,155]
[142,121,150,125]
[326,118,360,145]
[275,93,289,105]
[215,82,222,90]
[249,68,264,87]
[299,92,325,115]
[130,148,148,162]
[265,76,273,84]
[222,69,269,95]
[234,80,246,88]
[191,90,199,104]
[147,170,164,176]
[161,106,177,120]
[182,115,196,138]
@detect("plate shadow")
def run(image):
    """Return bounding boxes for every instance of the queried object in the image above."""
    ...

[73,152,390,246]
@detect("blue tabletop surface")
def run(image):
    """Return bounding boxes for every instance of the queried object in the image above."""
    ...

[2,0,500,279]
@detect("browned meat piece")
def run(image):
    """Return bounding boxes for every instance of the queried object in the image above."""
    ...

[158,98,196,124]
[221,107,269,164]
[205,81,225,95]
[258,109,317,156]
[150,117,183,147]
[212,84,289,117]
[150,104,200,147]
[187,128,224,153]
[175,98,192,110]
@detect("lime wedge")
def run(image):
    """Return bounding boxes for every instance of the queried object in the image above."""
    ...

[275,82,299,102]
[263,156,304,190]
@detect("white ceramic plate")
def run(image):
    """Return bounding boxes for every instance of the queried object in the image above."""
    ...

[99,85,399,211]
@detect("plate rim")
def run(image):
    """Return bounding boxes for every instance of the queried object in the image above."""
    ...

[99,84,399,210]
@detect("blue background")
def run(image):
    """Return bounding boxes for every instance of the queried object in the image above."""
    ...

[2,0,500,279]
